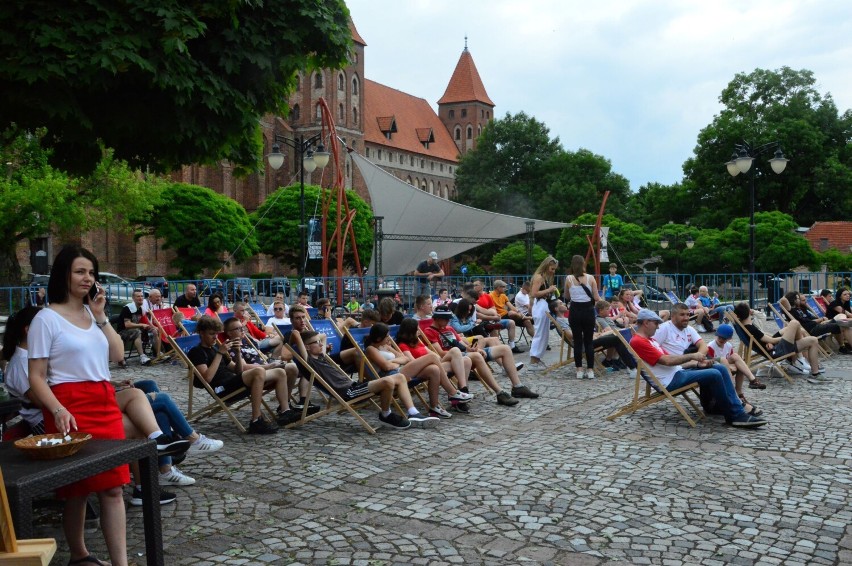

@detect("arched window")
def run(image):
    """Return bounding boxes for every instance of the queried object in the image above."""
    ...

[352,107,358,125]
[337,73,345,91]
[429,180,434,193]
[295,73,301,89]
[466,126,472,140]
[314,72,323,88]
[352,76,359,95]
[478,125,482,136]
[454,126,461,141]
[338,103,344,121]
[316,104,322,120]
[292,104,300,122]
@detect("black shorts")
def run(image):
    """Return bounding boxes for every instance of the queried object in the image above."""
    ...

[334,381,371,401]
[210,370,244,397]
[770,339,797,359]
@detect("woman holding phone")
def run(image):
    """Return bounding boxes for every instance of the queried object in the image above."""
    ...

[27,245,131,566]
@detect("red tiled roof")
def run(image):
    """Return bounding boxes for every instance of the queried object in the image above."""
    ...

[415,128,435,144]
[349,20,366,46]
[364,79,459,162]
[437,49,494,106]
[804,221,852,253]
[376,116,396,133]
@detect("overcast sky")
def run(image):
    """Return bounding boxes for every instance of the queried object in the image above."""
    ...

[345,0,851,192]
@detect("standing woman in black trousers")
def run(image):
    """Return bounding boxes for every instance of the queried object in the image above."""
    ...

[564,255,601,379]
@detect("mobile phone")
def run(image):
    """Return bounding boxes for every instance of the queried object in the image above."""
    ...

[88,283,99,301]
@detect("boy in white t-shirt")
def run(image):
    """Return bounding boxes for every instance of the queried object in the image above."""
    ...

[706,324,766,402]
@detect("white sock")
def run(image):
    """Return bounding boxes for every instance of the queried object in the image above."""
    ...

[381,409,391,417]
[509,341,516,348]
[407,407,419,416]
[148,431,163,440]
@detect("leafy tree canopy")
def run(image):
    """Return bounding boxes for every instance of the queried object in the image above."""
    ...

[682,67,852,229]
[0,128,158,283]
[251,184,373,273]
[490,241,550,274]
[0,0,352,176]
[140,183,258,278]
[555,214,658,273]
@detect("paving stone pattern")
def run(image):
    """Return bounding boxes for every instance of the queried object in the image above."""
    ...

[36,321,852,565]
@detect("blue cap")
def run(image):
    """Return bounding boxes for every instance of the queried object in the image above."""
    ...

[716,324,734,339]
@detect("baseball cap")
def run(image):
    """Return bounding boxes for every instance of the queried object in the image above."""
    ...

[636,309,663,323]
[432,306,453,318]
[429,251,438,260]
[494,280,507,288]
[716,324,734,339]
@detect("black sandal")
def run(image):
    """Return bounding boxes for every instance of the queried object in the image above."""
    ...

[748,378,767,390]
[68,555,109,566]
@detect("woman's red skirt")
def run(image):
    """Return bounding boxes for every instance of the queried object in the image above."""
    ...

[43,381,130,498]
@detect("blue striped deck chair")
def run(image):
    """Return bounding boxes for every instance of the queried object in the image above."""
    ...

[605,326,704,427]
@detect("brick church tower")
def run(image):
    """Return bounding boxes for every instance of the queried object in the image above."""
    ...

[437,39,495,156]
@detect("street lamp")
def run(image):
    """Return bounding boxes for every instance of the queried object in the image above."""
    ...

[659,231,694,277]
[267,133,329,286]
[725,141,789,307]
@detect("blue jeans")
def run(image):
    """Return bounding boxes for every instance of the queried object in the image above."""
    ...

[134,380,195,465]
[666,364,745,420]
[711,305,734,316]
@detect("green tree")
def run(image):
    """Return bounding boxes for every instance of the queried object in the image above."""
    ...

[0,128,159,284]
[140,183,258,277]
[624,182,689,229]
[712,211,816,274]
[490,242,549,274]
[251,185,373,273]
[0,1,352,175]
[683,67,852,229]
[555,214,658,273]
[454,111,561,218]
[815,249,852,272]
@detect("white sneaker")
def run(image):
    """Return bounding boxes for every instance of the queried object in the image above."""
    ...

[429,406,453,419]
[785,359,805,374]
[187,434,223,454]
[585,369,596,380]
[798,356,811,371]
[576,368,585,379]
[140,354,151,365]
[159,466,195,486]
[449,391,473,402]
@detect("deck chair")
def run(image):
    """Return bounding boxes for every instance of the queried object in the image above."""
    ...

[342,326,432,412]
[814,295,830,315]
[306,307,318,319]
[665,291,699,322]
[807,296,826,317]
[167,334,274,433]
[282,343,379,434]
[725,311,796,383]
[605,328,705,427]
[543,312,573,375]
[218,311,235,323]
[774,302,834,358]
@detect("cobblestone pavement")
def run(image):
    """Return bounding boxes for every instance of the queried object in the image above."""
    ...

[35,323,852,566]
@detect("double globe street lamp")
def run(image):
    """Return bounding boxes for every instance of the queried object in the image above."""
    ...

[725,141,789,307]
[267,134,330,286]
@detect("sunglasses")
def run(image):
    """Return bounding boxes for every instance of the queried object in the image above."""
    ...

[274,307,284,311]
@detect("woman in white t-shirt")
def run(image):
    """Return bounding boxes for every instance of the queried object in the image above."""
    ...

[27,245,131,566]
[1,306,45,435]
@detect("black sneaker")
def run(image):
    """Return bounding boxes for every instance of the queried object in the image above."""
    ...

[378,412,410,429]
[155,435,191,457]
[248,417,278,434]
[496,391,519,406]
[727,414,768,428]
[291,400,321,414]
[276,408,302,426]
[514,362,525,371]
[171,451,187,466]
[511,345,524,354]
[407,412,440,428]
[451,401,470,414]
[130,486,176,507]
[511,385,539,399]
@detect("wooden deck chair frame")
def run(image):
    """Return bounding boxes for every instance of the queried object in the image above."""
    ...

[543,312,573,374]
[341,326,433,413]
[771,302,833,358]
[724,311,796,384]
[415,319,495,395]
[246,302,269,326]
[167,334,275,433]
[605,328,705,427]
[282,343,379,434]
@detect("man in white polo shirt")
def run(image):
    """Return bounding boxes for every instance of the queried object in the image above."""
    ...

[654,303,705,357]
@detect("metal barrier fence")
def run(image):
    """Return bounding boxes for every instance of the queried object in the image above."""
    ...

[3,271,850,319]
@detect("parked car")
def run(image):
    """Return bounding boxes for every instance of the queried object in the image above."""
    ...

[197,278,224,297]
[99,272,148,304]
[134,275,169,299]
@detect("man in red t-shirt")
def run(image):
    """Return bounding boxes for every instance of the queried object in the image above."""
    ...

[629,309,766,428]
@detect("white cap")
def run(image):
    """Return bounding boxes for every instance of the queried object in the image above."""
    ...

[429,251,438,260]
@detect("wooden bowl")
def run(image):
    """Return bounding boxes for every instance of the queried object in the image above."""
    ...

[14,432,92,460]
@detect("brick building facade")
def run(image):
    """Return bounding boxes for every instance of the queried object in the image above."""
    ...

[21,22,494,279]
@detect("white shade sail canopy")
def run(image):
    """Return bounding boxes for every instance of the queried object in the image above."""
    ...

[351,151,570,275]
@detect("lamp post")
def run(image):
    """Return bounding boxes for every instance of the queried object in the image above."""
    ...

[725,141,789,307]
[659,230,694,279]
[266,133,329,287]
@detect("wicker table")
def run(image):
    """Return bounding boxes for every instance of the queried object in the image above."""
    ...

[0,438,163,566]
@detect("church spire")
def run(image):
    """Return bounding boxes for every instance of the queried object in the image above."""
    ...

[437,46,494,107]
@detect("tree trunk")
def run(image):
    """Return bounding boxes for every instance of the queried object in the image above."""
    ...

[0,243,23,286]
